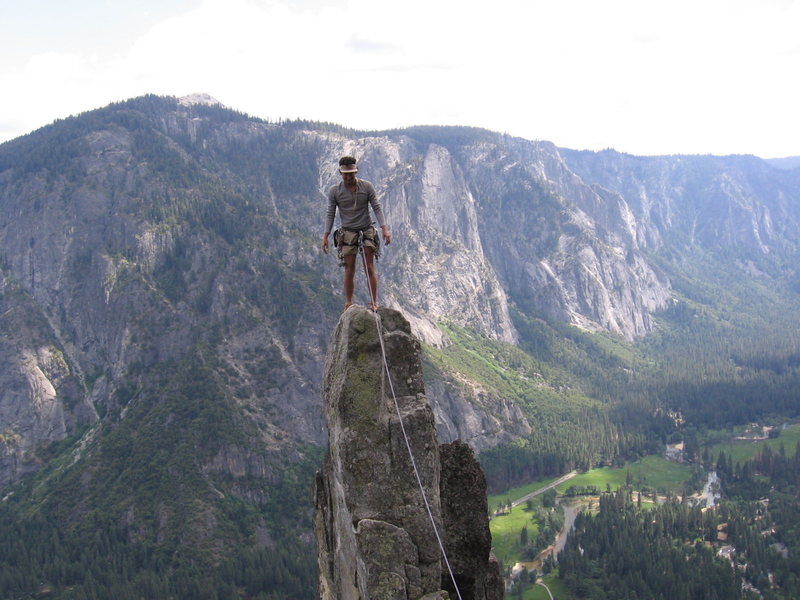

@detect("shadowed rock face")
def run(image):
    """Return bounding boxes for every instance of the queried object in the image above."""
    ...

[439,440,503,600]
[314,307,503,600]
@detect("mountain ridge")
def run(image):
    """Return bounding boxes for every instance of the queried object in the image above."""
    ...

[3,92,799,489]
[2,94,800,598]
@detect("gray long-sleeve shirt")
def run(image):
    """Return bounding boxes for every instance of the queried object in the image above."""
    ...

[324,179,387,233]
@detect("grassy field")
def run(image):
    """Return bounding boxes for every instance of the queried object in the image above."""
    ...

[490,456,693,510]
[707,422,800,465]
[553,455,693,495]
[489,503,540,567]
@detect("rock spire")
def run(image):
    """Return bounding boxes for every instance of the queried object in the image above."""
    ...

[314,307,503,600]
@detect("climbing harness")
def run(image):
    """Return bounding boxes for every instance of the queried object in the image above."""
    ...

[333,226,381,266]
[357,241,465,600]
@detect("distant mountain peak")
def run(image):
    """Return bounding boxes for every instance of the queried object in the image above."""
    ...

[178,93,223,107]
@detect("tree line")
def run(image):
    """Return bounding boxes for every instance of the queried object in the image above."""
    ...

[558,438,800,599]
[558,488,746,600]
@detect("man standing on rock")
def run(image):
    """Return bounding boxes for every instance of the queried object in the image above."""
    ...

[322,156,391,311]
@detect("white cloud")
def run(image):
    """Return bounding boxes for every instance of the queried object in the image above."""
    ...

[1,0,799,156]
[0,51,114,136]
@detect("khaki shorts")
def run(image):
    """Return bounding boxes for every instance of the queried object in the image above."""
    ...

[335,226,380,264]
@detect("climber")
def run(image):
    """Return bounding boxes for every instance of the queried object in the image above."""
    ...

[322,156,391,311]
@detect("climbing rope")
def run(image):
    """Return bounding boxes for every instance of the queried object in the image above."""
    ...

[357,237,465,600]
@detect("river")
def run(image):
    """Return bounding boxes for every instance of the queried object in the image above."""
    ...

[552,502,579,558]
[701,471,721,507]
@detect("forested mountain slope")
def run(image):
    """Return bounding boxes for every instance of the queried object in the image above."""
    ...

[1,95,799,598]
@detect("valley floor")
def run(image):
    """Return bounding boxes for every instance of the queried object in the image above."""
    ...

[489,425,800,600]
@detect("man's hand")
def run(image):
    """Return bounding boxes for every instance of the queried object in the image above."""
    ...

[322,233,330,254]
[381,225,392,245]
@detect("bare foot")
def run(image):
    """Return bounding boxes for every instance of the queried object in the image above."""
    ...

[369,303,380,312]
[344,302,353,312]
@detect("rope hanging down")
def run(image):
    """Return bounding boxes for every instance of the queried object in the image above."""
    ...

[358,237,464,600]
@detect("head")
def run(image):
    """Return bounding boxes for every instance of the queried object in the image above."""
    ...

[338,156,358,184]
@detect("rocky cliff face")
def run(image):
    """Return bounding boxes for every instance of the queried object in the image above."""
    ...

[0,272,97,487]
[314,307,502,600]
[2,97,800,583]
[445,138,673,339]
[315,134,518,347]
[317,133,673,342]
[560,150,800,262]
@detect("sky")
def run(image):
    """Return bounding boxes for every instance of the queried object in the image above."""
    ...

[2,0,799,158]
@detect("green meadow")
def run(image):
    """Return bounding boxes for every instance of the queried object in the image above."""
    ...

[707,422,800,465]
[490,503,540,567]
[553,455,692,495]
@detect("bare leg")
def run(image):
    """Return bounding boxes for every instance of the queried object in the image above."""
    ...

[363,247,379,310]
[343,254,356,310]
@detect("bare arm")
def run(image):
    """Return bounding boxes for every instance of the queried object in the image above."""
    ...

[323,187,337,253]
